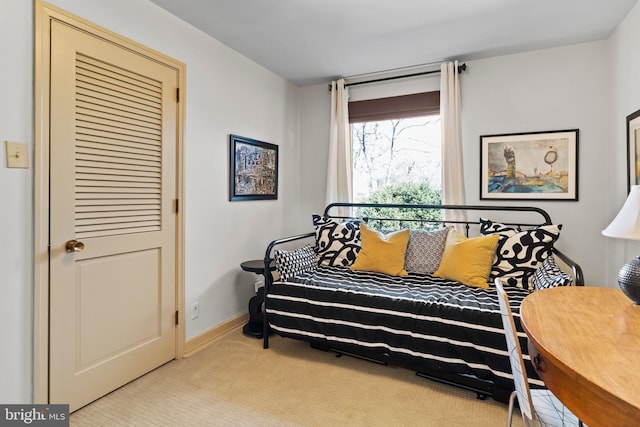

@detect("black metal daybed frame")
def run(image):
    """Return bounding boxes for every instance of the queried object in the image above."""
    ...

[260,203,584,402]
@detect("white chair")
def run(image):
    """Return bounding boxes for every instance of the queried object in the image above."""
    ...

[495,278,583,427]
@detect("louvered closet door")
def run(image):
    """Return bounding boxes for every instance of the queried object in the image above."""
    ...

[49,21,178,412]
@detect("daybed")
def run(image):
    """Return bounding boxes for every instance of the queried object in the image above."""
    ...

[261,203,583,402]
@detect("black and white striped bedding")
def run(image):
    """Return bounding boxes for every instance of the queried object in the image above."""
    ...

[266,265,542,390]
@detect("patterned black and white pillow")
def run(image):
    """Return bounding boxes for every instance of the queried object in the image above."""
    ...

[404,227,450,274]
[479,217,517,236]
[480,218,562,289]
[312,214,361,267]
[274,244,317,281]
[532,256,573,290]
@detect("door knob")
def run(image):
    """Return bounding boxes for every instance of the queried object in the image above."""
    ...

[65,240,85,253]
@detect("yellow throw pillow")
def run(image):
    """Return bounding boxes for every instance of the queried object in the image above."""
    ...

[350,223,410,276]
[433,229,500,289]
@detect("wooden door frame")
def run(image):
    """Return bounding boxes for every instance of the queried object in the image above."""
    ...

[33,1,186,403]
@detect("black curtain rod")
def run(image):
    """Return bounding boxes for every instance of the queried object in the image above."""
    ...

[328,63,466,92]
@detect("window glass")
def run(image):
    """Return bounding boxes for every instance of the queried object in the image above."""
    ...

[351,115,441,204]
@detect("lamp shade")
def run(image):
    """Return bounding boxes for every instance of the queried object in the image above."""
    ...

[602,185,640,240]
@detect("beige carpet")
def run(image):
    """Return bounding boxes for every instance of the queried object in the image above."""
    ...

[71,328,524,426]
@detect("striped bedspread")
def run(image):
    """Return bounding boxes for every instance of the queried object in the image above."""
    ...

[266,265,543,390]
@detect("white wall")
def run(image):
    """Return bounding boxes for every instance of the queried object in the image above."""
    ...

[609,1,640,283]
[298,84,331,217]
[297,73,442,218]
[44,0,303,338]
[2,0,638,405]
[299,42,612,287]
[462,41,612,287]
[348,73,441,102]
[0,0,34,406]
[0,0,301,403]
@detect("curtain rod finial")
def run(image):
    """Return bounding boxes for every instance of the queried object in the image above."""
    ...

[457,63,467,74]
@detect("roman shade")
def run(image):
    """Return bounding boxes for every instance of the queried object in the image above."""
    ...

[348,91,440,123]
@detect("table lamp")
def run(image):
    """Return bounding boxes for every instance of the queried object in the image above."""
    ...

[602,185,640,304]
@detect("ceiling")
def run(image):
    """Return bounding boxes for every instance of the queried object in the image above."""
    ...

[149,0,638,87]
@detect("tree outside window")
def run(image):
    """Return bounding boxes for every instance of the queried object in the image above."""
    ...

[351,115,442,227]
[352,115,441,200]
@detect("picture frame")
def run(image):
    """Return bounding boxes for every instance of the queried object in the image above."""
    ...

[627,109,640,193]
[229,134,278,201]
[480,129,579,201]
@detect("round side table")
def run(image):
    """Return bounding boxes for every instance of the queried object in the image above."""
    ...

[240,260,275,338]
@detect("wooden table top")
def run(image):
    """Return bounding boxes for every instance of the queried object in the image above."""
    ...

[521,286,640,427]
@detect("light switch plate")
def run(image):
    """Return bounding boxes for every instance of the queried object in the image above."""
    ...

[6,141,28,168]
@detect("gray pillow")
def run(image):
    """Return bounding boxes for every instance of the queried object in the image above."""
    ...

[404,227,450,274]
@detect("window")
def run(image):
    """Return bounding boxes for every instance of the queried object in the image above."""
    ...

[349,92,441,205]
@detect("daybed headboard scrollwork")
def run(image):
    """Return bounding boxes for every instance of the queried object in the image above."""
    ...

[322,203,583,287]
[324,202,552,234]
